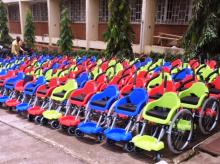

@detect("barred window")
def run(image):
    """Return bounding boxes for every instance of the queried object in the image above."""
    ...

[129,0,142,23]
[70,0,85,23]
[156,0,192,25]
[8,4,20,21]
[32,3,48,22]
[99,0,108,22]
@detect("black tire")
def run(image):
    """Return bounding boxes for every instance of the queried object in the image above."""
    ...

[67,127,76,136]
[27,114,33,121]
[34,116,42,124]
[9,107,13,112]
[61,125,68,130]
[75,128,84,138]
[50,120,60,129]
[97,134,105,143]
[199,97,220,134]
[167,109,193,154]
[123,142,135,152]
[40,117,48,126]
[155,153,161,162]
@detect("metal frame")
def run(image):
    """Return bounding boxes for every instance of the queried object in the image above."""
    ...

[155,0,193,25]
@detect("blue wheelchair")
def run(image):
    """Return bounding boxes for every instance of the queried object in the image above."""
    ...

[75,85,119,142]
[104,88,148,150]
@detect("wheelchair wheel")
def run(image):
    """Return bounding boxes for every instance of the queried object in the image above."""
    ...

[199,97,219,134]
[40,117,48,125]
[167,109,193,154]
[67,127,76,136]
[75,128,84,138]
[123,141,135,152]
[34,116,41,124]
[51,120,60,129]
[97,134,105,143]
[27,114,33,121]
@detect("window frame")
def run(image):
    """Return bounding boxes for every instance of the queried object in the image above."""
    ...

[70,0,86,23]
[32,2,48,22]
[99,0,109,23]
[8,4,20,22]
[155,0,193,25]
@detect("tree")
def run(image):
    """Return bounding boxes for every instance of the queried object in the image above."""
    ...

[57,8,73,53]
[0,1,12,46]
[183,0,220,57]
[104,0,135,60]
[24,10,35,49]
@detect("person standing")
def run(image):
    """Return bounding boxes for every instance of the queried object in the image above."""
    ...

[11,36,25,55]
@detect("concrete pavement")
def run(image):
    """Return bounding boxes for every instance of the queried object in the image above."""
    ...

[2,108,220,164]
[0,109,152,164]
[0,122,85,164]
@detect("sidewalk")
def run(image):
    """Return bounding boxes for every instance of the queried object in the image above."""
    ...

[0,122,85,164]
[0,110,151,164]
[3,108,220,164]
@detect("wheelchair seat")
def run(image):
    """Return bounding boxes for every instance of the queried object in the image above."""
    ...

[91,97,110,107]
[181,94,199,105]
[146,106,170,119]
[71,94,86,102]
[118,103,137,112]
[53,90,66,98]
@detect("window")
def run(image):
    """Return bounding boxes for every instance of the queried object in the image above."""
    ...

[99,0,142,23]
[8,4,20,21]
[32,3,48,22]
[129,0,142,23]
[70,0,85,23]
[99,0,108,22]
[156,0,192,25]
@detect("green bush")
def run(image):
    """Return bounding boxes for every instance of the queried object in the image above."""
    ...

[0,1,12,46]
[57,8,73,53]
[24,10,35,49]
[104,0,134,60]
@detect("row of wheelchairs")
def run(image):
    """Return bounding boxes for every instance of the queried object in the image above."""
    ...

[0,53,219,161]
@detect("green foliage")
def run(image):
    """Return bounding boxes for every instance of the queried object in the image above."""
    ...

[24,10,35,49]
[149,52,185,62]
[183,0,220,56]
[74,49,102,59]
[57,8,73,53]
[0,1,12,45]
[104,0,135,60]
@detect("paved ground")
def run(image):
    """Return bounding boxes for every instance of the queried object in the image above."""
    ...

[182,152,220,164]
[0,122,84,164]
[0,109,154,164]
[1,108,220,164]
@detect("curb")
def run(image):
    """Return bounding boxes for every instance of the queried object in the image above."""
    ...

[172,150,196,164]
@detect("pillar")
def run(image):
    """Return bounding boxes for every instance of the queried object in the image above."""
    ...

[47,0,60,45]
[140,0,156,52]
[86,0,99,49]
[19,1,31,40]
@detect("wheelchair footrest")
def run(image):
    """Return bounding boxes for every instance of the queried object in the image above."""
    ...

[132,135,164,151]
[5,99,20,107]
[16,103,31,112]
[42,110,62,120]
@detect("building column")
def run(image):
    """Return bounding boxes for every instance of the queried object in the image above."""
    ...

[47,0,60,45]
[19,1,31,40]
[86,0,99,49]
[140,0,156,52]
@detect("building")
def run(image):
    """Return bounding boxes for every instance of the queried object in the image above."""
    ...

[3,0,193,53]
